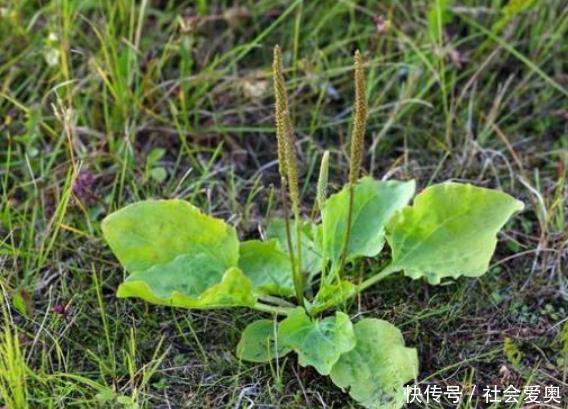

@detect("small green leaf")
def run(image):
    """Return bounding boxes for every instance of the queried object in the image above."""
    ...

[309,280,356,314]
[427,0,453,41]
[237,319,290,363]
[95,387,116,402]
[12,293,28,318]
[102,200,238,274]
[504,337,523,369]
[149,167,167,183]
[117,266,255,308]
[278,307,356,375]
[146,148,166,165]
[319,177,415,264]
[330,319,418,409]
[103,200,255,309]
[386,183,524,284]
[266,218,322,276]
[11,288,32,318]
[239,240,295,297]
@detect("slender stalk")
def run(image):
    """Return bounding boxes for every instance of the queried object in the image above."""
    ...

[357,263,400,293]
[280,177,303,304]
[311,264,401,315]
[259,295,296,308]
[337,183,355,280]
[253,302,294,316]
[294,215,303,299]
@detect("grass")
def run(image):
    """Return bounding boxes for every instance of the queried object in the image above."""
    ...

[0,0,566,407]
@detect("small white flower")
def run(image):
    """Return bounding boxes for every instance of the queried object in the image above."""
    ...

[44,48,60,67]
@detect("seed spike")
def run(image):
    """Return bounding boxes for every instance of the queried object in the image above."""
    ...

[283,125,300,215]
[273,45,300,215]
[273,45,288,180]
[348,50,368,184]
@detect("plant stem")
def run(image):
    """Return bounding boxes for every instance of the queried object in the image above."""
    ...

[259,295,296,308]
[337,182,355,280]
[312,263,400,315]
[280,177,303,304]
[253,302,294,316]
[294,213,303,300]
[357,263,400,293]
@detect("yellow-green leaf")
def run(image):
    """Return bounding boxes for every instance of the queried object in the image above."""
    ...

[102,200,255,309]
[239,240,295,297]
[236,319,290,363]
[319,177,415,264]
[117,266,255,308]
[266,218,322,276]
[309,280,356,314]
[102,199,238,273]
[278,307,356,375]
[386,183,524,284]
[330,319,418,409]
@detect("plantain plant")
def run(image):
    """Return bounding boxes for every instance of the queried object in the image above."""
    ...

[101,47,524,409]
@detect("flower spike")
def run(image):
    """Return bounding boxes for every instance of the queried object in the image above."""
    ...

[273,45,300,215]
[348,50,368,184]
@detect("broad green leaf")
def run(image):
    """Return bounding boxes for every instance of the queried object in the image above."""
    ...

[319,177,415,264]
[117,265,255,308]
[330,319,418,409]
[102,200,238,273]
[103,200,255,309]
[278,307,356,375]
[236,319,290,363]
[386,183,524,284]
[309,280,356,314]
[266,218,322,276]
[239,240,294,297]
[118,251,227,298]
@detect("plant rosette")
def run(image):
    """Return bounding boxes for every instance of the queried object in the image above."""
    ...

[101,48,524,409]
